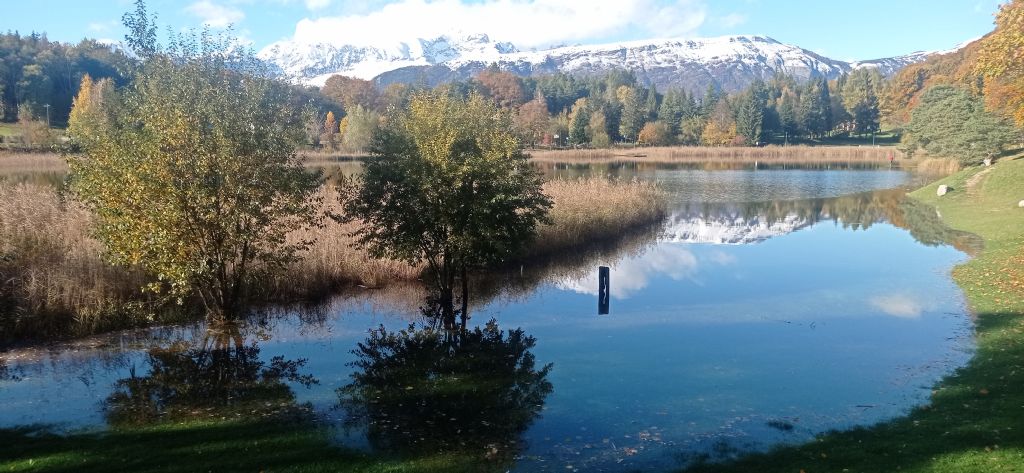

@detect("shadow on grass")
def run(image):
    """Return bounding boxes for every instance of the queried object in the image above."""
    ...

[0,418,481,473]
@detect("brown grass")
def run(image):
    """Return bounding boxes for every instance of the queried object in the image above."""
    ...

[0,152,67,174]
[914,157,962,176]
[531,177,668,257]
[529,145,905,163]
[268,186,424,300]
[0,183,156,340]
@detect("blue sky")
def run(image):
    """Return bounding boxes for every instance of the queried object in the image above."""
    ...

[1,0,1005,60]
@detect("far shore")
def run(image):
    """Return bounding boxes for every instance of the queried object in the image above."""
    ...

[2,145,941,176]
[527,144,906,164]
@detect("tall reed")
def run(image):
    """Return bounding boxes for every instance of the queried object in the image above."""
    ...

[0,183,154,339]
[531,177,668,257]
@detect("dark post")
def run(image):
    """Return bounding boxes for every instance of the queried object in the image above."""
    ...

[598,266,610,315]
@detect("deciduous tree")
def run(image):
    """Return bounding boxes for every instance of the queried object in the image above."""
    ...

[342,92,551,328]
[68,23,321,320]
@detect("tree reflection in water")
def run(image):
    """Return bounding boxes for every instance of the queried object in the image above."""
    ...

[105,321,318,426]
[338,319,553,467]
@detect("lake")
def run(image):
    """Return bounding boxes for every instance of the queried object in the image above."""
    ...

[0,162,976,472]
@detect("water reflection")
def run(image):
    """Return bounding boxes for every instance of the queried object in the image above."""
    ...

[338,320,552,467]
[105,322,318,426]
[0,164,982,472]
[552,189,981,301]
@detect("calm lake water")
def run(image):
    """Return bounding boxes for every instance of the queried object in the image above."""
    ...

[0,162,976,472]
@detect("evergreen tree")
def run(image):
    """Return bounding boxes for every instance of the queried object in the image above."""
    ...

[659,89,685,138]
[644,85,659,121]
[734,80,768,145]
[617,86,645,142]
[905,85,1016,165]
[700,83,720,118]
[798,78,832,137]
[568,98,590,146]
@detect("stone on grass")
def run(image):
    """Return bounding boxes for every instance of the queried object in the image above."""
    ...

[937,185,950,197]
[1018,199,1024,208]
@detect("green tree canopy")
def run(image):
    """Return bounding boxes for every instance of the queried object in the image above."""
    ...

[905,85,1017,165]
[342,91,551,327]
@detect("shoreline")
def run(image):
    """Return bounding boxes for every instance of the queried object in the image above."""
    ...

[683,155,1024,472]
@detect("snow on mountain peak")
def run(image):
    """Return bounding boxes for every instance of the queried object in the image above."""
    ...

[258,32,964,91]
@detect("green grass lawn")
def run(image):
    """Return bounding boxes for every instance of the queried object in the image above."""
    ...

[0,123,19,137]
[682,155,1024,473]
[0,419,481,473]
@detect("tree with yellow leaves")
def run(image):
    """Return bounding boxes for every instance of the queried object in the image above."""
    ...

[977,0,1024,127]
[323,111,338,151]
[68,8,321,321]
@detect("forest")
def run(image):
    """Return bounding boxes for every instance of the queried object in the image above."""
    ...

[2,0,1022,165]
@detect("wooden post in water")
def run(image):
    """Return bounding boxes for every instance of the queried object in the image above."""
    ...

[598,266,610,315]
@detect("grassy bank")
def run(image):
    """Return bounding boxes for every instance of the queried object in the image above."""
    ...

[0,419,479,473]
[682,155,1024,473]
[0,177,667,341]
[529,145,904,164]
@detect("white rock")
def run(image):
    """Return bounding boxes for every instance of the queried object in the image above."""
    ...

[1018,199,1024,208]
[937,185,949,196]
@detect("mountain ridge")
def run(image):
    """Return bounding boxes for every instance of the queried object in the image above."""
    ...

[257,33,965,93]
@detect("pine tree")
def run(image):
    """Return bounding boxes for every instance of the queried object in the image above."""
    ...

[617,86,645,142]
[568,98,590,146]
[644,85,659,121]
[700,84,719,118]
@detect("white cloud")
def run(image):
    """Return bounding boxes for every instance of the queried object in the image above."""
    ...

[869,294,923,319]
[556,244,699,299]
[716,13,746,28]
[281,0,707,49]
[305,0,332,10]
[706,249,737,265]
[186,0,246,28]
[87,21,119,34]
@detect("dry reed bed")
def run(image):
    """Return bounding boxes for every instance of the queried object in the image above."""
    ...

[0,183,153,339]
[0,152,67,174]
[2,177,667,339]
[531,177,667,257]
[529,145,904,163]
[914,157,962,175]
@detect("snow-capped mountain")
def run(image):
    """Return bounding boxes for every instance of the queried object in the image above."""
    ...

[259,33,518,86]
[661,212,811,245]
[259,33,963,93]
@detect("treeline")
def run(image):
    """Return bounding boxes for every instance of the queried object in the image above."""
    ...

[312,68,888,152]
[0,32,132,125]
[0,30,336,150]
